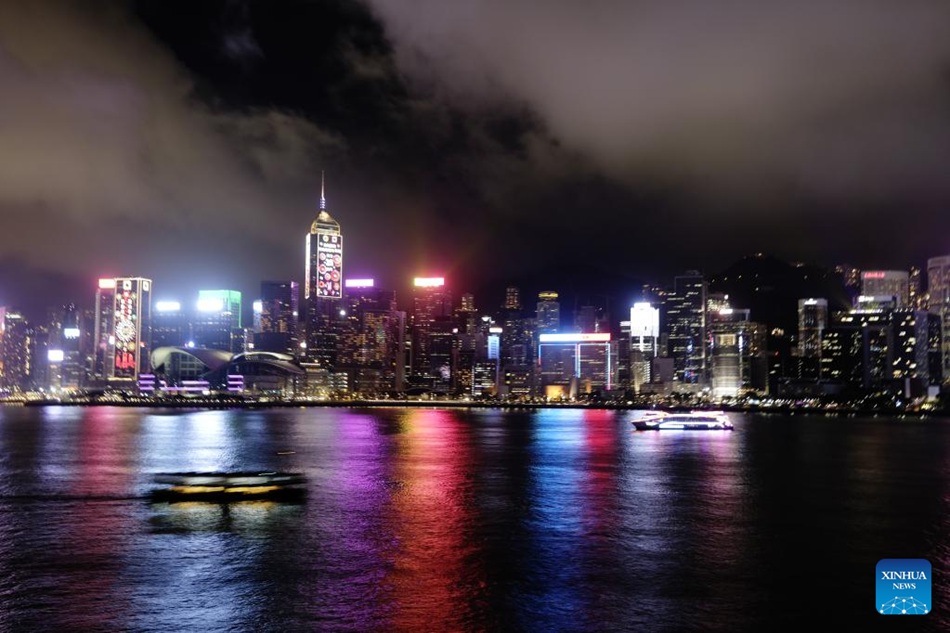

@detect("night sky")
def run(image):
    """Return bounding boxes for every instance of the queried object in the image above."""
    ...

[2,0,950,316]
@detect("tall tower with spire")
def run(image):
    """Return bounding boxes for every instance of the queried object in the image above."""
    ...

[305,172,343,367]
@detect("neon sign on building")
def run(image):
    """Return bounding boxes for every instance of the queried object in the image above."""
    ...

[316,233,343,298]
[113,281,139,378]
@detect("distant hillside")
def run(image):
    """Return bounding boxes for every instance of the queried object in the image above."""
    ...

[709,253,850,333]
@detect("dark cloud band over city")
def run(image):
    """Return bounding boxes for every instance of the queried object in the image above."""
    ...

[2,0,950,314]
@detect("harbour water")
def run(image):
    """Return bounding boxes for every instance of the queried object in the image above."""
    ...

[0,405,947,631]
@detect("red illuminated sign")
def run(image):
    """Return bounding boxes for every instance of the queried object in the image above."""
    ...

[113,286,138,378]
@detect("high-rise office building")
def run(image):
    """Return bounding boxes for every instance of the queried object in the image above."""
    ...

[927,255,950,380]
[537,333,613,396]
[822,303,940,394]
[305,175,343,368]
[504,287,522,311]
[92,278,116,380]
[707,307,768,398]
[192,289,242,353]
[257,281,299,355]
[409,277,452,389]
[665,271,707,383]
[336,279,404,393]
[0,310,30,392]
[627,302,660,392]
[797,298,828,379]
[110,277,152,383]
[536,291,560,334]
[909,266,925,310]
[49,303,83,390]
[860,270,910,307]
[152,300,187,348]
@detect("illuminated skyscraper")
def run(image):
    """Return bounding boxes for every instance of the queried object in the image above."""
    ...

[797,298,828,379]
[109,277,152,383]
[192,290,242,352]
[257,281,299,355]
[336,279,405,393]
[707,307,768,398]
[536,291,560,334]
[860,270,909,307]
[927,254,950,380]
[48,303,83,390]
[0,310,30,392]
[409,277,452,390]
[152,300,187,348]
[627,302,660,392]
[537,333,613,396]
[822,303,939,394]
[305,174,343,367]
[909,266,924,310]
[93,278,116,380]
[504,287,522,311]
[665,271,707,383]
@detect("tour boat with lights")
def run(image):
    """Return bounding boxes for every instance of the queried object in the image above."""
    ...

[150,471,306,502]
[632,411,734,431]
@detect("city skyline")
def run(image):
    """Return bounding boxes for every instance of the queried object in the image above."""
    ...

[2,1,950,315]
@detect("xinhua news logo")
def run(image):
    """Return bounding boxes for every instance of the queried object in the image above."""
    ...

[876,559,931,615]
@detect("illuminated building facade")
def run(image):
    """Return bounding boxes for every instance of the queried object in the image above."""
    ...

[305,177,343,368]
[409,277,452,390]
[707,308,768,398]
[860,270,909,307]
[257,281,299,355]
[536,291,560,334]
[109,277,152,383]
[537,333,613,396]
[192,290,242,353]
[337,279,405,393]
[625,302,660,392]
[821,304,940,394]
[0,310,30,392]
[797,298,828,380]
[92,278,116,380]
[665,271,707,383]
[50,303,83,390]
[909,266,924,310]
[500,286,534,377]
[152,301,187,348]
[927,255,950,379]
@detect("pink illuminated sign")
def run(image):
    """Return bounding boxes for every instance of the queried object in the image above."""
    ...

[413,277,445,287]
[539,333,611,343]
[345,278,374,288]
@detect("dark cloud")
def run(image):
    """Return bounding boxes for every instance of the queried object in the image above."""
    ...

[0,0,339,298]
[365,0,950,206]
[3,0,950,317]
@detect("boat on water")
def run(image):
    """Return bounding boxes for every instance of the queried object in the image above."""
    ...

[632,411,734,431]
[149,471,306,502]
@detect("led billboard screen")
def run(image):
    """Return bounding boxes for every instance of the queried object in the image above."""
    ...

[317,232,343,298]
[113,281,139,378]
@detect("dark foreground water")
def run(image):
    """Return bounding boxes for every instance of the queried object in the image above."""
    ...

[0,406,947,632]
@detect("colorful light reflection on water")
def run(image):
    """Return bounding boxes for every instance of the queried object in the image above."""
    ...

[0,406,946,631]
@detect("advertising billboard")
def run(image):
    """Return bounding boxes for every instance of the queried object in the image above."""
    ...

[316,232,343,298]
[113,280,139,378]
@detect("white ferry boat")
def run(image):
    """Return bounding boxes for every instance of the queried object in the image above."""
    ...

[632,411,734,431]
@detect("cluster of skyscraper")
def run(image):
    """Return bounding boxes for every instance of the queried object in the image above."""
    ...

[1,182,948,402]
[793,265,948,399]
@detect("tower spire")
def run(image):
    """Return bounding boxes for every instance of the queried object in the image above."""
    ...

[319,170,326,210]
